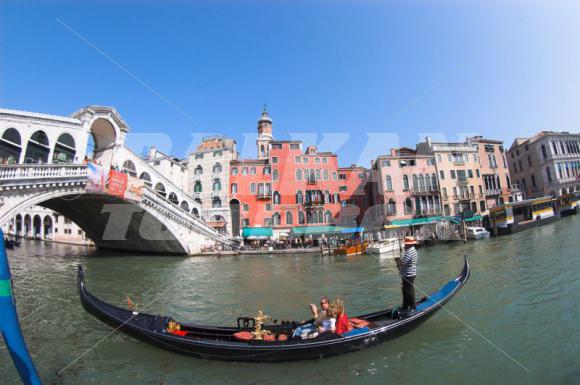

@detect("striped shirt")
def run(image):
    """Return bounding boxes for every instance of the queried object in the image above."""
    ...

[399,246,418,277]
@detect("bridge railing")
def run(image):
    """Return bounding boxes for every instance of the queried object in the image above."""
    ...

[141,185,230,244]
[0,164,88,186]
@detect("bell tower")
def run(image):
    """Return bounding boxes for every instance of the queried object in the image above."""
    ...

[256,105,273,159]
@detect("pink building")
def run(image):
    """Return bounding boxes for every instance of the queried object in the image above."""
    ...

[337,165,370,226]
[371,148,441,223]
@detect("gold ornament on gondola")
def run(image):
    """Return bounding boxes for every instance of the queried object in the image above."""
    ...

[251,310,272,340]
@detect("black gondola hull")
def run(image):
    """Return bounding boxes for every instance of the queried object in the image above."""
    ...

[78,258,470,362]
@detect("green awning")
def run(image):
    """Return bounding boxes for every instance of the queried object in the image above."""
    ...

[465,215,482,222]
[385,216,443,228]
[242,227,273,238]
[290,226,363,236]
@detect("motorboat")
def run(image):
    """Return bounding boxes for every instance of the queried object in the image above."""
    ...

[466,226,490,240]
[366,238,402,255]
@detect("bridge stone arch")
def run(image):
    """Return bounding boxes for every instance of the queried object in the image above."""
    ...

[1,188,190,254]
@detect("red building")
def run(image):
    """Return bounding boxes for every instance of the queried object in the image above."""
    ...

[230,109,360,239]
[337,165,371,226]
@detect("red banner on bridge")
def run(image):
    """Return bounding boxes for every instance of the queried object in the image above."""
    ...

[107,170,128,198]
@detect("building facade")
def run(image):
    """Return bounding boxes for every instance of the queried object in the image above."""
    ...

[417,138,482,216]
[507,131,580,198]
[337,165,370,226]
[468,136,511,210]
[187,136,238,235]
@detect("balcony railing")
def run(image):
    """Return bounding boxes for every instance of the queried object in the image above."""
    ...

[306,178,317,185]
[484,188,501,196]
[458,179,469,185]
[256,192,271,200]
[0,164,88,187]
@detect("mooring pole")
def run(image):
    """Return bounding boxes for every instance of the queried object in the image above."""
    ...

[0,230,43,385]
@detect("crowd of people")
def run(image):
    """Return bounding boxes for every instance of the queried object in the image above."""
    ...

[0,156,17,165]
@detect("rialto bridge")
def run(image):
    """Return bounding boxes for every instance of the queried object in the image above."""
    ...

[0,106,229,254]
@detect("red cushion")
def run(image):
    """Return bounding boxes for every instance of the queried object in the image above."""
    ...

[263,334,276,341]
[349,318,370,328]
[277,334,288,341]
[233,331,253,341]
[170,330,188,337]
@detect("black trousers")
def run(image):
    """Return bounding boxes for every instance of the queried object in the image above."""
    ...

[401,275,416,310]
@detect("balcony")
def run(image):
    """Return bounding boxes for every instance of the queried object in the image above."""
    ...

[306,178,317,185]
[211,191,221,198]
[193,192,201,199]
[484,188,501,196]
[256,192,271,200]
[458,179,469,186]
[304,200,324,208]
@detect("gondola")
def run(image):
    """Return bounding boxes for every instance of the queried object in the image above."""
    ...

[77,258,470,362]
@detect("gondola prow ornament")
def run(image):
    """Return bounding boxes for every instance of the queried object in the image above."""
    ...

[251,311,272,340]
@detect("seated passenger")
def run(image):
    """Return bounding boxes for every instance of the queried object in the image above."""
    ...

[292,296,330,338]
[333,298,353,335]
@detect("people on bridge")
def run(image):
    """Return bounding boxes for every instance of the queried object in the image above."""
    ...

[395,236,419,312]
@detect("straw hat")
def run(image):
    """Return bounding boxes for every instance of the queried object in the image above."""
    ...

[404,236,418,246]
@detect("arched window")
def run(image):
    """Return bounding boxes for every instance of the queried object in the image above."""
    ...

[310,169,316,181]
[323,169,329,180]
[412,174,418,192]
[195,165,203,175]
[194,181,202,193]
[541,145,547,159]
[213,162,222,173]
[424,174,431,191]
[296,191,303,204]
[213,197,222,208]
[180,201,189,211]
[53,133,76,163]
[387,199,397,216]
[316,169,321,180]
[298,211,305,224]
[325,210,332,224]
[24,130,50,163]
[0,128,22,162]
[285,211,293,225]
[546,166,552,182]
[155,182,166,197]
[431,174,437,190]
[404,198,413,215]
[122,160,137,177]
[273,212,281,226]
[296,169,302,181]
[194,198,202,205]
[192,208,200,218]
[418,174,425,192]
[273,191,281,204]
[168,192,179,204]
[318,210,324,224]
[324,190,330,204]
[385,175,392,191]
[403,175,409,191]
[273,169,279,181]
[306,211,313,224]
[213,179,222,191]
[139,172,152,187]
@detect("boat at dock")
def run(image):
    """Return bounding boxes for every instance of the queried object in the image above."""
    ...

[365,238,402,255]
[488,196,561,235]
[334,241,368,256]
[466,227,490,240]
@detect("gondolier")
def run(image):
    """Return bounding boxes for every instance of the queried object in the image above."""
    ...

[396,236,419,312]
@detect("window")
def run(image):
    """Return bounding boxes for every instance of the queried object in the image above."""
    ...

[285,211,293,225]
[339,173,346,180]
[468,169,473,178]
[195,152,204,159]
[213,150,223,157]
[272,157,278,164]
[243,204,249,211]
[242,167,248,175]
[403,175,409,190]
[409,160,416,166]
[296,169,302,181]
[518,160,523,171]
[303,157,308,163]
[439,170,445,180]
[385,176,393,191]
[316,169,321,180]
[412,174,418,191]
[437,154,442,162]
[266,203,272,211]
[528,156,532,167]
[339,186,347,192]
[213,179,222,191]
[213,162,222,173]
[263,167,271,175]
[231,167,238,175]
[531,174,536,188]
[382,160,391,167]
[273,191,280,204]
[450,170,456,179]
[332,172,338,180]
[404,198,413,215]
[231,183,238,194]
[322,158,328,164]
[546,167,552,182]
[325,210,332,223]
[193,181,202,193]
[273,212,281,226]
[298,211,305,224]
[442,187,447,198]
[452,187,457,197]
[315,158,320,163]
[212,197,222,208]
[273,170,279,181]
[448,154,452,162]
[472,154,477,162]
[251,167,256,175]
[295,156,301,163]
[290,143,300,150]
[476,169,480,177]
[296,191,303,204]
[358,172,367,179]
[387,199,396,216]
[431,174,437,190]
[250,183,256,193]
[271,143,282,150]
[242,219,250,226]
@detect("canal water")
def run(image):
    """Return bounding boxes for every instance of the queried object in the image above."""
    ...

[1,215,579,385]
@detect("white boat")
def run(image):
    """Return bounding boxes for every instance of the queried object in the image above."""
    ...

[466,227,490,240]
[366,238,402,255]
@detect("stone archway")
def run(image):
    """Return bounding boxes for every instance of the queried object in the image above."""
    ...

[87,118,118,167]
[43,215,53,239]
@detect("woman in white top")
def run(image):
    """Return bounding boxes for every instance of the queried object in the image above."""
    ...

[318,305,337,333]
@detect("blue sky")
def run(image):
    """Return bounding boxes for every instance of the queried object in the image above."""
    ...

[1,0,579,166]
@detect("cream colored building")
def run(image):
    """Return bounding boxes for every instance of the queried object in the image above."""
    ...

[507,131,580,197]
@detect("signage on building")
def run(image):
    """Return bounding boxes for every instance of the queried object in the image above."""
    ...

[124,176,144,202]
[86,162,106,192]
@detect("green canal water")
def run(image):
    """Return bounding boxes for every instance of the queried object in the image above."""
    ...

[1,215,579,385]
